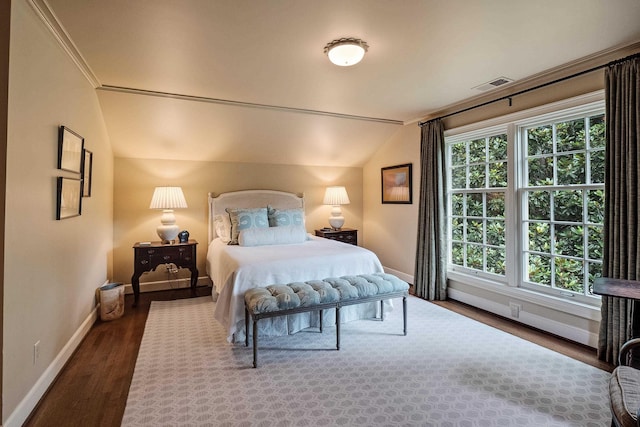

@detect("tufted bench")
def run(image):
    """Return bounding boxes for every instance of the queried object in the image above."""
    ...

[244,273,409,368]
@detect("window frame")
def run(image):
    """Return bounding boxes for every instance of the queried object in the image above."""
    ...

[444,93,605,308]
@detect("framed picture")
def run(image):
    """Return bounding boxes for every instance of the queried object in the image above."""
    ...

[381,163,413,204]
[58,126,84,174]
[56,177,82,219]
[82,149,93,197]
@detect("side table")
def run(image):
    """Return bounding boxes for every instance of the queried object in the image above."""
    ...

[131,240,198,306]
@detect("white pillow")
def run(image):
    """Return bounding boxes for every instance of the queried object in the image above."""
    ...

[214,214,231,243]
[238,225,308,247]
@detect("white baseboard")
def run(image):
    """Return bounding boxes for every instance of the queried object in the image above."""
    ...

[5,305,98,427]
[382,267,413,285]
[123,276,212,295]
[447,288,599,348]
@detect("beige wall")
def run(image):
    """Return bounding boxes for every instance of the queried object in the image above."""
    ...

[4,1,114,423]
[363,124,420,280]
[113,158,362,286]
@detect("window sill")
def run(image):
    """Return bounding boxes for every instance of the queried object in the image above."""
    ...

[446,270,601,322]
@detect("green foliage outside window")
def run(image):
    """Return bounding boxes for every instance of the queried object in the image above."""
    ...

[447,111,605,299]
[448,134,507,278]
[523,114,605,295]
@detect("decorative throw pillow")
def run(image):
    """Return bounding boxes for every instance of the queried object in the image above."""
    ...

[238,225,308,247]
[213,214,231,243]
[226,207,269,245]
[267,206,305,227]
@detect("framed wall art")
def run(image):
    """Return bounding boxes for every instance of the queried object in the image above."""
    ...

[56,177,82,219]
[82,149,93,197]
[58,126,84,174]
[381,163,412,204]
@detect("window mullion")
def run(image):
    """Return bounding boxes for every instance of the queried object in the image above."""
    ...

[505,123,519,287]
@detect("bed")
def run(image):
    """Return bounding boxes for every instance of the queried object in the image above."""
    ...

[206,190,386,342]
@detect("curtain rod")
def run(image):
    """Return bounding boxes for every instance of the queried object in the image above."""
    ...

[418,52,640,127]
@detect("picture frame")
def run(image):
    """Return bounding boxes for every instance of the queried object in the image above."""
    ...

[82,149,93,197]
[58,126,84,174]
[56,177,82,219]
[381,163,413,204]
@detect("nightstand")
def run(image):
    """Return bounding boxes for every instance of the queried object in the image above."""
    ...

[315,228,358,245]
[131,240,198,306]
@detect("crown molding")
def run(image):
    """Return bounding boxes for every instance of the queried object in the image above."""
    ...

[27,0,101,88]
[98,85,404,125]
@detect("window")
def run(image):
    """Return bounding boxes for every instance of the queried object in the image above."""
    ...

[446,101,605,304]
[449,131,508,277]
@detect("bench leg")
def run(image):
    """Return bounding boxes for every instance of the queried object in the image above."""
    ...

[253,318,259,368]
[336,305,341,350]
[380,300,384,321]
[245,306,249,347]
[319,309,323,333]
[403,296,407,336]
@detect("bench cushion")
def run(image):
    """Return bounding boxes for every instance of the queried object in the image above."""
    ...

[245,273,409,315]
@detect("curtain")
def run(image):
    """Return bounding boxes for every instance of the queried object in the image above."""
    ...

[598,55,640,364]
[414,119,447,300]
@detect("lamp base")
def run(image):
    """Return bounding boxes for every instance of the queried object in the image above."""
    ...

[156,224,180,244]
[328,205,345,230]
[156,209,180,243]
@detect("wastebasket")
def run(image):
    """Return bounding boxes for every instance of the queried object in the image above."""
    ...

[99,282,125,321]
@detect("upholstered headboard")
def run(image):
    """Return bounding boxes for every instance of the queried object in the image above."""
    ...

[207,190,305,244]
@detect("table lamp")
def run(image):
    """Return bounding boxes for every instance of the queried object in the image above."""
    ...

[149,186,188,243]
[323,186,350,230]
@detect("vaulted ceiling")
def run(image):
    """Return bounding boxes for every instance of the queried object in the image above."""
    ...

[39,0,640,166]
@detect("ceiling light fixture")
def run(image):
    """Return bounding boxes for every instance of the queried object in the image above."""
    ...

[324,37,369,67]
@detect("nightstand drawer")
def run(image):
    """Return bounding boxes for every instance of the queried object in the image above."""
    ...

[314,228,358,245]
[327,232,355,242]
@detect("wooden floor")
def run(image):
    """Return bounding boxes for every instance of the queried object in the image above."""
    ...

[24,287,613,427]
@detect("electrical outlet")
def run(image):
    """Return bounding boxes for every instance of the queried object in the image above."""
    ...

[33,340,40,365]
[509,302,521,318]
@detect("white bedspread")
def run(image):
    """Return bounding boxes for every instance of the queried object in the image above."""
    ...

[207,235,385,341]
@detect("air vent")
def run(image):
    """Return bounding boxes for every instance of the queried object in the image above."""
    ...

[473,76,514,92]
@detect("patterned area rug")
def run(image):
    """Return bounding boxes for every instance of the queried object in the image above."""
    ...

[122,296,611,426]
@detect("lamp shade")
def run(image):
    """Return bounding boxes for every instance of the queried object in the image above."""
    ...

[149,186,188,209]
[323,186,350,206]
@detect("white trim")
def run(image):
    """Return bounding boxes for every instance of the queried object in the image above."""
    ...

[447,271,601,321]
[27,0,101,87]
[448,287,599,347]
[4,306,99,427]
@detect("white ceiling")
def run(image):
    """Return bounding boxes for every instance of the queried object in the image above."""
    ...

[42,0,640,167]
